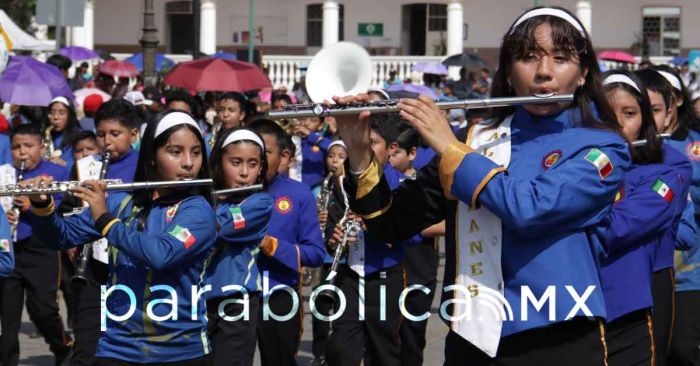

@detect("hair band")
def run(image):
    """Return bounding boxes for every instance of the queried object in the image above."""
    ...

[655,70,682,91]
[221,129,265,150]
[510,8,586,38]
[603,74,641,94]
[154,111,202,139]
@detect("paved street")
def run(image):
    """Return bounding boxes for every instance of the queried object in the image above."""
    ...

[13,255,448,366]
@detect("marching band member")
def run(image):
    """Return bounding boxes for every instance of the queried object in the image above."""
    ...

[334,7,629,365]
[205,127,272,366]
[24,110,216,365]
[46,96,81,168]
[1,124,72,366]
[596,70,691,365]
[206,92,248,153]
[637,66,700,366]
[0,209,13,277]
[249,119,324,366]
[57,99,141,366]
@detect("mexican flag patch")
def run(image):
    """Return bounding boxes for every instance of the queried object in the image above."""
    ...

[169,225,196,249]
[584,148,614,179]
[652,178,674,203]
[0,239,9,252]
[230,207,246,229]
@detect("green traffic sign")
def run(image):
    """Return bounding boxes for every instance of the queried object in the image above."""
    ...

[358,23,383,37]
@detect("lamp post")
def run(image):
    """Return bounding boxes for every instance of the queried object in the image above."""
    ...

[140,0,159,87]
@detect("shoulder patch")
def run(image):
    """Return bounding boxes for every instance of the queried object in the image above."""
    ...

[686,142,700,161]
[230,206,246,229]
[165,201,182,223]
[169,225,196,249]
[584,148,614,179]
[541,150,562,170]
[651,178,674,203]
[275,196,293,214]
[0,239,10,252]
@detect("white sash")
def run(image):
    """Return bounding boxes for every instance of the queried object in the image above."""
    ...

[0,164,16,214]
[76,155,109,264]
[453,115,512,357]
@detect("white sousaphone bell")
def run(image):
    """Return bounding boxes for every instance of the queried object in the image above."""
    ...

[304,41,373,103]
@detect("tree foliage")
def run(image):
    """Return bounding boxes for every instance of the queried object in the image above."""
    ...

[0,0,38,33]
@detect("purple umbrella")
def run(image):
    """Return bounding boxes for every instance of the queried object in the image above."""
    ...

[60,46,99,61]
[412,62,448,75]
[0,56,74,107]
[386,83,438,99]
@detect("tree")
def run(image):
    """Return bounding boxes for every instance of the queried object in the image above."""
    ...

[0,0,37,33]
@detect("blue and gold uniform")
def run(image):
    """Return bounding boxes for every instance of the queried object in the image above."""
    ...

[344,106,631,361]
[301,130,332,188]
[0,209,13,277]
[28,193,217,364]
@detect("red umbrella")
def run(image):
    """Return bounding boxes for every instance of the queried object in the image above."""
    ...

[164,58,271,92]
[98,60,140,77]
[598,50,638,64]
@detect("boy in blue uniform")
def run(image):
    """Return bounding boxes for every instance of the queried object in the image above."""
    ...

[1,124,72,366]
[292,117,332,190]
[249,119,324,366]
[57,99,140,366]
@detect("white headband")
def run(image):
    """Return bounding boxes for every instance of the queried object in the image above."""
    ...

[655,70,682,91]
[154,111,202,139]
[328,140,347,151]
[510,8,586,37]
[221,129,265,150]
[49,96,71,108]
[603,74,641,93]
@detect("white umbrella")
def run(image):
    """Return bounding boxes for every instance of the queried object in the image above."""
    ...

[73,87,111,110]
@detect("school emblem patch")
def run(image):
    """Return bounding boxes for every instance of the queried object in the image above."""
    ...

[541,150,562,170]
[686,142,700,161]
[165,201,181,223]
[0,239,9,252]
[614,186,625,204]
[169,225,196,249]
[584,148,614,179]
[275,196,293,214]
[312,146,321,153]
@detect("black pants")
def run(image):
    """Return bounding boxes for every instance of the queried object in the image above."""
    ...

[257,286,302,366]
[60,251,76,330]
[311,264,333,359]
[653,268,675,366]
[670,290,700,366]
[0,238,72,366]
[606,309,654,366]
[207,292,260,366]
[400,243,438,366]
[93,355,211,366]
[71,279,103,366]
[325,265,404,366]
[444,317,607,366]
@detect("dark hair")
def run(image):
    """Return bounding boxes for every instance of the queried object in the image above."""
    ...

[46,54,72,72]
[652,65,700,132]
[249,118,286,153]
[271,94,292,107]
[209,127,268,190]
[280,133,296,156]
[95,99,140,130]
[10,123,42,141]
[490,6,619,134]
[635,68,674,112]
[165,90,195,113]
[395,125,420,152]
[71,130,97,149]
[47,100,81,150]
[132,110,211,228]
[603,70,662,164]
[218,92,250,118]
[369,114,403,145]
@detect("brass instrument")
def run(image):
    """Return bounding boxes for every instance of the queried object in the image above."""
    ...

[73,152,111,283]
[267,94,575,119]
[11,160,25,242]
[42,124,61,160]
[318,211,361,306]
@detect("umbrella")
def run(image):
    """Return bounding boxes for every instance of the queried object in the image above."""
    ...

[598,50,638,64]
[73,87,111,109]
[164,58,271,92]
[670,56,688,66]
[124,53,176,72]
[412,62,448,75]
[59,46,99,61]
[98,60,140,78]
[442,53,487,69]
[0,56,73,106]
[386,83,438,99]
[210,51,237,61]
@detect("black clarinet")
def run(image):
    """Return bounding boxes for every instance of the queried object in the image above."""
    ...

[11,160,26,242]
[72,152,111,283]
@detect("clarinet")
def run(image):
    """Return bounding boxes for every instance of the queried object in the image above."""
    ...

[318,212,361,305]
[11,160,26,242]
[317,172,333,239]
[72,152,111,283]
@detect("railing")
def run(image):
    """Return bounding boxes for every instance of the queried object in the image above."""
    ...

[600,56,673,71]
[263,55,445,90]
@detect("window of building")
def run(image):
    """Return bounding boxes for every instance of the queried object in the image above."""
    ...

[428,4,447,31]
[306,4,344,47]
[643,7,681,57]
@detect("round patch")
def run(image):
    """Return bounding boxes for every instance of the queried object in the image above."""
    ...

[541,150,562,170]
[275,196,293,214]
[312,146,321,153]
[686,142,700,161]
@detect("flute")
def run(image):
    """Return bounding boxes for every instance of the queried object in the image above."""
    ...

[267,93,575,119]
[0,178,213,197]
[630,133,672,147]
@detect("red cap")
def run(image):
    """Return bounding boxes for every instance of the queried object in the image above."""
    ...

[83,94,104,113]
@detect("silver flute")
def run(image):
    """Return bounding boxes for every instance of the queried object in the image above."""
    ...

[630,133,672,147]
[267,93,575,119]
[0,178,213,197]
